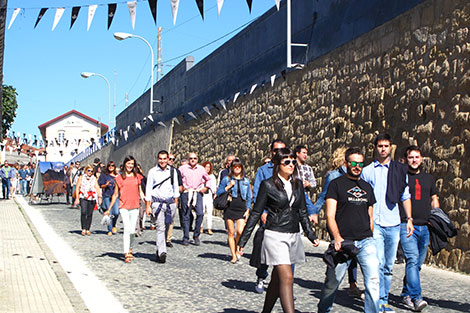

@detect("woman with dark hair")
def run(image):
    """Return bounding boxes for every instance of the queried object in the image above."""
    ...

[107,156,145,263]
[237,148,319,313]
[201,161,217,235]
[217,158,252,263]
[99,161,119,236]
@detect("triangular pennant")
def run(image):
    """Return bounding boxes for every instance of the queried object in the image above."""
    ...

[124,130,128,141]
[203,106,211,116]
[172,117,180,125]
[148,0,158,24]
[158,121,166,127]
[250,84,257,94]
[219,99,226,110]
[87,4,97,31]
[107,3,117,29]
[275,0,280,10]
[170,0,180,25]
[8,8,20,30]
[195,0,204,20]
[148,114,154,122]
[233,91,240,103]
[70,7,80,29]
[271,74,276,86]
[246,0,253,13]
[34,8,48,28]
[52,8,65,31]
[217,0,224,16]
[188,112,197,119]
[127,1,137,29]
[135,122,141,130]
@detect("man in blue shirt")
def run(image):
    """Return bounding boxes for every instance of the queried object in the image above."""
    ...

[0,161,15,199]
[361,133,414,313]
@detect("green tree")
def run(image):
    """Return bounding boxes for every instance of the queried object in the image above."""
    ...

[2,84,18,137]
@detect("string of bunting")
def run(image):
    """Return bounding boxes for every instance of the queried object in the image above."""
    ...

[7,0,281,30]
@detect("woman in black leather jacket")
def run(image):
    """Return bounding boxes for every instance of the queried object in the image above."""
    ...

[237,148,319,313]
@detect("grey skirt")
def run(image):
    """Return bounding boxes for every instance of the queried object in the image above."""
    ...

[261,229,306,266]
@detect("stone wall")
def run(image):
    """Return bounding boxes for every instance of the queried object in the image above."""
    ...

[171,0,470,272]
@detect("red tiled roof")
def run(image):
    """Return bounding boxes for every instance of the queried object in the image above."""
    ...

[38,110,108,130]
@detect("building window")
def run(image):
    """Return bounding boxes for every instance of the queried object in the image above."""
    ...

[57,130,65,143]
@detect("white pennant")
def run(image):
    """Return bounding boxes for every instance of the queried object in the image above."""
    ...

[217,0,224,16]
[158,121,166,128]
[111,137,116,144]
[124,131,128,141]
[52,7,65,31]
[170,0,180,25]
[96,141,101,149]
[172,117,180,125]
[203,106,212,116]
[148,114,154,122]
[233,91,240,103]
[250,84,257,94]
[87,5,97,31]
[188,112,197,120]
[135,122,141,130]
[34,150,39,157]
[219,99,226,110]
[127,1,137,29]
[8,8,21,29]
[271,74,276,86]
[275,0,280,10]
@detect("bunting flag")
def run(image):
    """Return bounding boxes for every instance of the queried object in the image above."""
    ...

[87,4,98,31]
[148,0,158,24]
[188,112,197,119]
[250,83,257,94]
[148,114,154,122]
[111,137,116,144]
[52,8,65,31]
[135,121,141,130]
[158,121,166,127]
[70,7,80,29]
[170,0,180,25]
[34,8,48,28]
[203,106,211,116]
[127,1,137,29]
[233,91,240,103]
[217,0,224,16]
[271,74,276,86]
[275,0,280,10]
[246,0,253,13]
[219,99,226,110]
[195,0,204,20]
[8,8,20,29]
[108,4,117,29]
[123,130,128,141]
[172,117,180,125]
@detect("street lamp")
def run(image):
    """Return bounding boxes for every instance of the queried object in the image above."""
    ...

[81,72,111,128]
[114,32,156,114]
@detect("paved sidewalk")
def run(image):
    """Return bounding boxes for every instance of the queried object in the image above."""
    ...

[0,199,75,313]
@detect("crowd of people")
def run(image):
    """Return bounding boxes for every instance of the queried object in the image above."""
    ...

[12,133,452,313]
[0,161,35,199]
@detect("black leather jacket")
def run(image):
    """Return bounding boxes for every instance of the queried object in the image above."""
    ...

[238,177,317,248]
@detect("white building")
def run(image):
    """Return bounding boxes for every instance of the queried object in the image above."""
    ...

[38,110,108,162]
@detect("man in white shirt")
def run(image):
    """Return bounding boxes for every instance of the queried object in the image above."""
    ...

[145,150,180,263]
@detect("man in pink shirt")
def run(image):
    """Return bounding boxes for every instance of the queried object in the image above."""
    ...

[179,152,210,246]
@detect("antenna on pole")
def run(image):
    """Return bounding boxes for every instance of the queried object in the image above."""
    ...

[156,26,163,81]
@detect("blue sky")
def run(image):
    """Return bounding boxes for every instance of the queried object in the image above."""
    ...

[5,0,277,139]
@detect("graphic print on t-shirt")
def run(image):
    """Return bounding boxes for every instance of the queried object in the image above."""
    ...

[347,186,368,205]
[415,178,421,200]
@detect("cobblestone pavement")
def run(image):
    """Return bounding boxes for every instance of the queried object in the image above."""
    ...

[27,198,470,313]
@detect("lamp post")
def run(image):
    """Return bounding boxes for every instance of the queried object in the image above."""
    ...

[113,32,156,114]
[80,72,111,128]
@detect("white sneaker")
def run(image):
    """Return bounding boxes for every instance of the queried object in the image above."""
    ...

[255,278,265,293]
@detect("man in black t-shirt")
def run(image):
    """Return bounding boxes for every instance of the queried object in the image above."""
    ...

[318,147,380,313]
[399,146,439,312]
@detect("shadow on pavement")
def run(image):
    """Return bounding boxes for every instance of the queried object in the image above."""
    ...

[389,294,470,313]
[218,308,257,313]
[96,252,124,261]
[197,252,230,261]
[202,240,228,247]
[305,251,324,259]
[221,279,255,292]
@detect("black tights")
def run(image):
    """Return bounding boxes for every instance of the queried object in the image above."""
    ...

[262,264,294,313]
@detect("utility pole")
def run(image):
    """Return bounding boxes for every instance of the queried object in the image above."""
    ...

[113,69,117,128]
[156,26,163,81]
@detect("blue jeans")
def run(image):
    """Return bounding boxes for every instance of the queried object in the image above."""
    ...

[318,237,380,313]
[102,197,120,232]
[400,223,429,301]
[2,178,11,199]
[373,224,400,305]
[181,192,204,241]
[20,180,28,196]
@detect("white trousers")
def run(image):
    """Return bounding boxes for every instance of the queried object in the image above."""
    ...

[120,208,139,254]
[202,193,213,230]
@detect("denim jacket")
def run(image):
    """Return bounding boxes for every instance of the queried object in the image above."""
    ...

[216,175,252,210]
[309,166,346,216]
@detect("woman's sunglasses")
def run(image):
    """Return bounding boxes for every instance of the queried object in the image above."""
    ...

[281,159,297,166]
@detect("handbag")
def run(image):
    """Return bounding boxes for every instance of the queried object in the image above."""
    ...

[214,190,232,211]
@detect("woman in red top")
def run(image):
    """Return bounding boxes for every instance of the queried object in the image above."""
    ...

[107,156,145,263]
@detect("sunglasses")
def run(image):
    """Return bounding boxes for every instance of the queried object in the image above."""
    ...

[86,169,93,173]
[281,159,297,166]
[233,165,242,169]
[189,157,198,160]
[348,161,364,168]
[169,158,175,161]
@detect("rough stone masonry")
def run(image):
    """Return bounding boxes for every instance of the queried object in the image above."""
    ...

[171,0,470,272]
